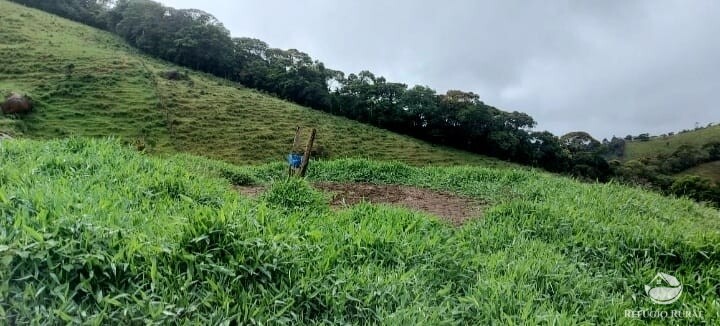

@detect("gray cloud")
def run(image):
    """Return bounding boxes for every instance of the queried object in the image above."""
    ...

[161,0,720,139]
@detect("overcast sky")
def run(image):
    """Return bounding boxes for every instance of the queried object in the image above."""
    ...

[160,0,720,139]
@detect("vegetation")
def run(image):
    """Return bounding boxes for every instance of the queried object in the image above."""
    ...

[0,0,506,167]
[7,0,611,178]
[622,124,720,161]
[2,138,719,324]
[2,1,719,324]
[680,161,720,185]
[609,124,720,205]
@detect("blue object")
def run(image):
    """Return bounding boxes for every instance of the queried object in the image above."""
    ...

[288,154,303,168]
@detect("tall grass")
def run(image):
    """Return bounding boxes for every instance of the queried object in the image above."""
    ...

[1,138,719,324]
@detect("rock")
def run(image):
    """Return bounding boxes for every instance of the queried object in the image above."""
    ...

[1,93,32,114]
[0,133,12,141]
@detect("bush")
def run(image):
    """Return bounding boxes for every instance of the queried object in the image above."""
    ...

[220,169,257,186]
[670,175,718,204]
[161,70,189,81]
[261,178,327,212]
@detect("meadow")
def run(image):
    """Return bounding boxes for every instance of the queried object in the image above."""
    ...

[1,138,719,324]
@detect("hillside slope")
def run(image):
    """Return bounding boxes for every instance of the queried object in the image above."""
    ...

[624,124,720,161]
[2,138,719,324]
[0,0,505,167]
[623,125,720,184]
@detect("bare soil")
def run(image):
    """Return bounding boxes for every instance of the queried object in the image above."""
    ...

[236,182,485,225]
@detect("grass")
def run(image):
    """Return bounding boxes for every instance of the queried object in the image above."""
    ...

[2,137,719,324]
[2,1,719,324]
[624,125,720,161]
[0,0,507,167]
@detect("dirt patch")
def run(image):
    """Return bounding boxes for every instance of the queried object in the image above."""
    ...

[236,182,485,226]
[236,185,265,198]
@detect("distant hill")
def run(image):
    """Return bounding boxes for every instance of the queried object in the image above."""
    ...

[0,0,507,167]
[623,124,720,161]
[618,124,720,184]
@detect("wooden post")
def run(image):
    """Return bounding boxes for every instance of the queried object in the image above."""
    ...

[298,128,316,177]
[288,126,301,178]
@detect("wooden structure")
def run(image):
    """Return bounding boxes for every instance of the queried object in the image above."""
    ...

[288,127,317,178]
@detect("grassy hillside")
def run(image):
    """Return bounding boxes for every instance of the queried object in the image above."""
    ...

[2,138,719,324]
[0,0,505,167]
[624,124,720,161]
[623,125,720,184]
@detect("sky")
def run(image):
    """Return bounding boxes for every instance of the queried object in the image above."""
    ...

[160,0,720,139]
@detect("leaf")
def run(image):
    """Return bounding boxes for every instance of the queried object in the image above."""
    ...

[179,194,195,204]
[54,310,75,322]
[1,255,12,267]
[23,225,44,242]
[103,296,122,307]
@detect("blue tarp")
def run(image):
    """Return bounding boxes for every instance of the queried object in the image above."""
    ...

[288,154,302,168]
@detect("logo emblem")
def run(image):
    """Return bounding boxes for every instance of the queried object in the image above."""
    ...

[645,273,682,304]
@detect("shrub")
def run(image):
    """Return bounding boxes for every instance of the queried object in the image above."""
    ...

[220,169,257,186]
[670,175,717,203]
[261,178,327,212]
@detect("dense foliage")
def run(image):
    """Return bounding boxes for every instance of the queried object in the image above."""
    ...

[2,138,719,324]
[9,0,110,28]
[9,0,610,178]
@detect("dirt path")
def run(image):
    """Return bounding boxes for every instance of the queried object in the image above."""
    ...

[237,182,485,225]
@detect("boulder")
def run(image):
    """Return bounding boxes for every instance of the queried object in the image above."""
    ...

[1,93,32,114]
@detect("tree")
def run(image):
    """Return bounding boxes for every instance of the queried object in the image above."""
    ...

[171,9,234,75]
[401,85,439,132]
[702,142,720,160]
[560,132,601,153]
[670,176,717,203]
[11,0,110,27]
[527,131,570,170]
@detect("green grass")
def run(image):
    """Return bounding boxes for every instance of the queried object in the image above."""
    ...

[0,0,507,167]
[624,125,720,161]
[2,138,719,324]
[679,161,720,184]
[2,1,719,324]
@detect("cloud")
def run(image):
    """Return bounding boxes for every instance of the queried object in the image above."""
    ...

[161,0,720,138]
